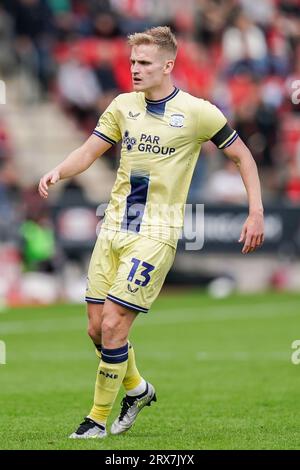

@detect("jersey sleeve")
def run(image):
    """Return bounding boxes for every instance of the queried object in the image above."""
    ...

[198,100,238,149]
[93,99,122,145]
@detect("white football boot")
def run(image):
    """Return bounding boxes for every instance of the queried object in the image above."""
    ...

[69,417,107,439]
[111,382,157,435]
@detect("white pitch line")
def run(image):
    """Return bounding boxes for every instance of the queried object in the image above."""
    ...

[196,351,289,361]
[0,319,84,335]
[3,350,289,363]
[139,300,300,325]
[5,350,94,361]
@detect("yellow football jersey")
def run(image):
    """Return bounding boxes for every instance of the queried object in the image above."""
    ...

[93,87,237,248]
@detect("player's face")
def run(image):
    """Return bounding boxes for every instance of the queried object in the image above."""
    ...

[130,44,174,92]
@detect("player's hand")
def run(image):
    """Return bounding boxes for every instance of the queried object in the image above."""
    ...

[238,212,264,254]
[38,169,60,199]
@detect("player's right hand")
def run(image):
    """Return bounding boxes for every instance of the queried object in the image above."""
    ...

[38,169,60,199]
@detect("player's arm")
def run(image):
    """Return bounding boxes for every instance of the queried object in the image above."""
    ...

[38,135,112,199]
[222,136,264,254]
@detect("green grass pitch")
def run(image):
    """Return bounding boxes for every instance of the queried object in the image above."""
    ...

[0,290,300,450]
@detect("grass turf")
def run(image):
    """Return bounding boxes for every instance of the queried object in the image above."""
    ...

[0,290,300,450]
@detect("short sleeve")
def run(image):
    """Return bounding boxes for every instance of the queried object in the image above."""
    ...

[198,100,238,148]
[93,99,122,145]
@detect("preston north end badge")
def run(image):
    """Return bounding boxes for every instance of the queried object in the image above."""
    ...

[169,113,184,127]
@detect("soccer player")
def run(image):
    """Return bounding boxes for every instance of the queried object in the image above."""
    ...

[38,26,264,438]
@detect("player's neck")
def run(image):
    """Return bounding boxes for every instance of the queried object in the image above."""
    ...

[144,83,175,101]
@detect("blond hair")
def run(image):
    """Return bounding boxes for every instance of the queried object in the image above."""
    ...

[128,26,177,57]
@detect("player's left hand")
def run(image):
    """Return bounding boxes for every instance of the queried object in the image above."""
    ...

[238,212,264,254]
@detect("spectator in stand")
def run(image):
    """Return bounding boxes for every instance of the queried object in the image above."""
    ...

[19,185,61,273]
[204,159,248,205]
[239,0,274,27]
[195,0,235,48]
[93,11,122,39]
[1,0,300,204]
[222,9,269,77]
[234,90,280,170]
[7,0,55,93]
[0,5,16,76]
[266,9,291,76]
[278,0,300,51]
[57,53,102,130]
[0,124,21,243]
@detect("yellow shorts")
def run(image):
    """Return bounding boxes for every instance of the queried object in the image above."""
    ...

[85,228,176,313]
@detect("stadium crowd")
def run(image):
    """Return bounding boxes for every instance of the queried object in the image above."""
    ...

[0,0,299,301]
[1,1,300,200]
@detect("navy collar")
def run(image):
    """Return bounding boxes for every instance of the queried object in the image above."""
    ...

[145,87,179,105]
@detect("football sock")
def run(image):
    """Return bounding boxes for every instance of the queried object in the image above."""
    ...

[94,343,102,359]
[124,342,145,394]
[126,377,147,397]
[89,344,128,424]
[93,342,144,393]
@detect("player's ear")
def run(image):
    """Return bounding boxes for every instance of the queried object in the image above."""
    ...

[164,59,174,74]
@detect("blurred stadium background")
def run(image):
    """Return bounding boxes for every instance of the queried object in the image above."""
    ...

[1,0,300,306]
[0,0,300,304]
[1,0,300,451]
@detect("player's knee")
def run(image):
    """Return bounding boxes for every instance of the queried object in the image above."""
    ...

[86,303,103,341]
[101,317,121,339]
[101,312,128,345]
[87,321,101,341]
[87,325,96,341]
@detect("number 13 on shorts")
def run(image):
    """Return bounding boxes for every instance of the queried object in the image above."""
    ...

[127,257,155,287]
